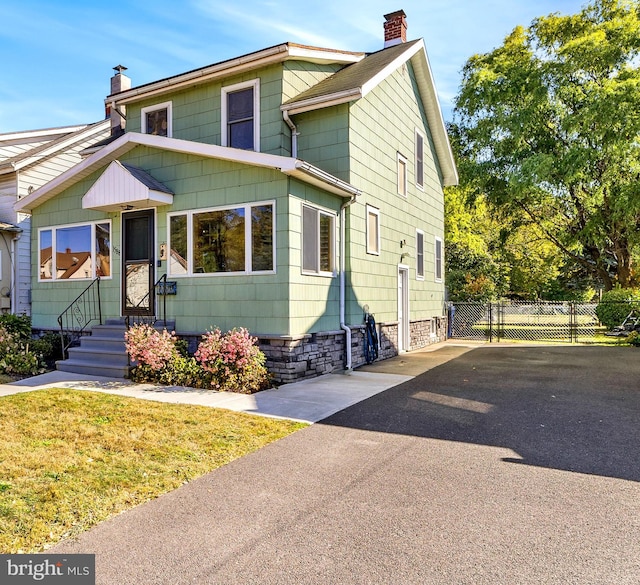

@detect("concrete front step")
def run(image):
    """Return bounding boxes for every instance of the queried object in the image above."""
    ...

[56,318,176,379]
[55,359,131,378]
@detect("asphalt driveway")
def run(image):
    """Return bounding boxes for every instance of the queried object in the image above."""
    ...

[54,345,640,584]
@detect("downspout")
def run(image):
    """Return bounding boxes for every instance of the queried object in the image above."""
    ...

[282,109,299,158]
[10,232,21,314]
[340,194,358,370]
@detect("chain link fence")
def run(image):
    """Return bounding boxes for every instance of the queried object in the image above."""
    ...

[448,300,640,343]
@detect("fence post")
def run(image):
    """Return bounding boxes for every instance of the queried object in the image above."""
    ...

[488,303,493,343]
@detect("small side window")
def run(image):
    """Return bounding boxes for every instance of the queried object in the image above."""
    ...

[416,230,424,280]
[141,102,172,137]
[397,153,407,197]
[366,205,380,255]
[435,236,443,282]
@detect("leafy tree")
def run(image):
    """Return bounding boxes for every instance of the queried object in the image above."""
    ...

[453,0,640,291]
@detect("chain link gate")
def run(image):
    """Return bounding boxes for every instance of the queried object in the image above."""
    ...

[448,301,603,343]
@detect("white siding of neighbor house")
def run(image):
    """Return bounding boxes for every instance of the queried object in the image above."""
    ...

[0,122,111,315]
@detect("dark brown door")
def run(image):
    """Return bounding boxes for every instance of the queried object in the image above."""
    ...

[122,209,155,316]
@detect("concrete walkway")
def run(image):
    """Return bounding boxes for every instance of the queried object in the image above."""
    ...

[0,341,477,422]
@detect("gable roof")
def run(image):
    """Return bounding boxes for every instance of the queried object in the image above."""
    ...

[15,132,361,213]
[82,160,174,212]
[282,39,458,186]
[108,43,365,106]
[0,120,110,175]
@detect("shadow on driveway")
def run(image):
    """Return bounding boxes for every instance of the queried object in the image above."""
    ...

[324,345,640,482]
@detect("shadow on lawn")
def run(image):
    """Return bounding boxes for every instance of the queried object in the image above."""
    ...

[323,345,640,482]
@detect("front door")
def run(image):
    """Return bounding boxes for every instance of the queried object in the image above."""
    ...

[122,209,155,316]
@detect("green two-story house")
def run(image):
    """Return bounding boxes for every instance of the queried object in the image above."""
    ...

[15,11,457,382]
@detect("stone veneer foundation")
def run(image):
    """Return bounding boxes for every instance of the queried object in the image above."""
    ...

[256,316,447,384]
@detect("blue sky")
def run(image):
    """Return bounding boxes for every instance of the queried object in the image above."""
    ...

[1,0,588,133]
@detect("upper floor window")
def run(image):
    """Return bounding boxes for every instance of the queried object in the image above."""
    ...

[141,102,172,137]
[415,130,424,189]
[366,205,380,255]
[416,229,424,280]
[39,222,111,281]
[302,205,335,276]
[222,80,260,151]
[168,202,274,276]
[435,236,443,282]
[397,152,407,197]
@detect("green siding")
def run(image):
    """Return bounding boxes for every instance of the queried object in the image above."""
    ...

[345,62,446,326]
[29,52,449,344]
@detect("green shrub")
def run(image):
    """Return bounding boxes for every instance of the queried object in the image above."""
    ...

[0,314,32,342]
[595,288,640,329]
[626,331,640,347]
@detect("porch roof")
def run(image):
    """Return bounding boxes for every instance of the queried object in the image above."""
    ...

[82,161,174,212]
[15,133,360,213]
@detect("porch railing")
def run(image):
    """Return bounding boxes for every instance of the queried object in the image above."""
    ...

[58,276,102,358]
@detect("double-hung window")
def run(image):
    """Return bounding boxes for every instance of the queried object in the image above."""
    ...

[366,205,380,255]
[302,205,335,275]
[168,202,274,276]
[416,230,424,280]
[222,80,260,151]
[415,130,424,189]
[141,102,172,137]
[435,236,443,282]
[39,222,112,281]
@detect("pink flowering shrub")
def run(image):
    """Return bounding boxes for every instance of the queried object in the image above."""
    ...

[125,323,269,393]
[125,324,180,379]
[195,327,269,393]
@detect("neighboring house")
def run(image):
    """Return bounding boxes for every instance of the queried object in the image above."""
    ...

[0,121,111,314]
[16,10,458,382]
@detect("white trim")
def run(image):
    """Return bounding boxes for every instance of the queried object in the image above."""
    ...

[15,132,360,213]
[301,203,336,277]
[415,128,425,190]
[416,229,425,280]
[397,152,408,197]
[37,220,113,282]
[221,79,260,152]
[366,205,380,256]
[141,101,173,137]
[167,200,276,277]
[435,236,443,283]
[108,44,363,106]
[398,265,410,352]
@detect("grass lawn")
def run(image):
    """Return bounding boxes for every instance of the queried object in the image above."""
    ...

[0,388,306,553]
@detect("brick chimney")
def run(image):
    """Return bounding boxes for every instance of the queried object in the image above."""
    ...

[106,65,131,137]
[384,10,407,48]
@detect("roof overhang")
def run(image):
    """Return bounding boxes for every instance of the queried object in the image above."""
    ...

[108,44,364,107]
[0,221,22,233]
[82,160,174,212]
[281,39,458,186]
[15,133,360,213]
